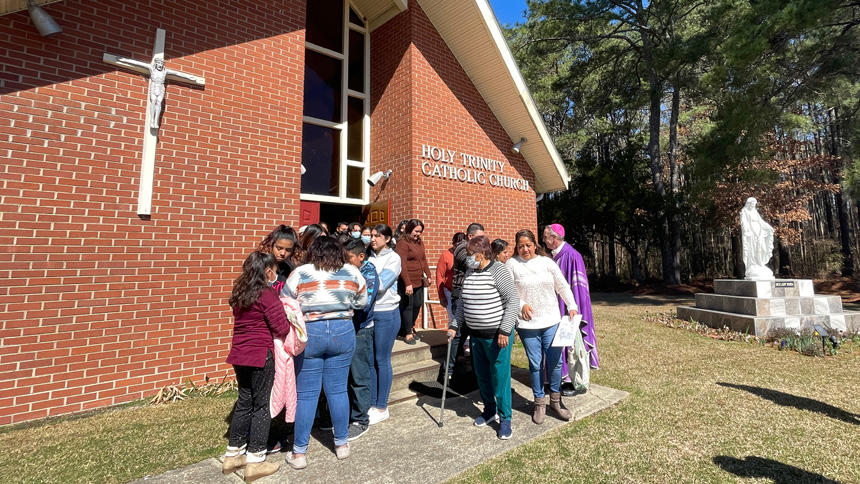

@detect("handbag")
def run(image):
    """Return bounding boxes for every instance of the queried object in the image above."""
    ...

[567,319,590,390]
[551,315,581,347]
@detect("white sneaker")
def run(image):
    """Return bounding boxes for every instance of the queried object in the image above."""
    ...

[368,407,389,425]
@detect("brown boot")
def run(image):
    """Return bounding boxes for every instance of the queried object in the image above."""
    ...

[532,396,548,424]
[222,454,246,474]
[243,460,280,483]
[549,392,572,420]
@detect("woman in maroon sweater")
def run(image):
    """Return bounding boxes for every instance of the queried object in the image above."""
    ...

[395,219,433,344]
[222,251,289,482]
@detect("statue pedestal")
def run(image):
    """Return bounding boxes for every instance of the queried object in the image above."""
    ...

[676,279,860,337]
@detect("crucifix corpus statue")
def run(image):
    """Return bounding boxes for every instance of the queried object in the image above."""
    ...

[113,56,199,129]
[103,28,205,217]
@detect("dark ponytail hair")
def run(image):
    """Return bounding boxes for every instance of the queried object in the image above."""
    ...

[491,238,509,259]
[229,251,276,310]
[393,220,408,242]
[259,224,297,252]
[373,224,395,248]
[296,223,325,263]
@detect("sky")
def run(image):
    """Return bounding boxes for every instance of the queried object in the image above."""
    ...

[488,0,530,26]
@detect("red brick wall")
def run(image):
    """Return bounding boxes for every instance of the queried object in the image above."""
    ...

[1,0,541,424]
[369,8,413,220]
[0,0,305,425]
[370,3,538,328]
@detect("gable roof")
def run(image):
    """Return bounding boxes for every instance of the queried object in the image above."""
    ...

[356,0,568,193]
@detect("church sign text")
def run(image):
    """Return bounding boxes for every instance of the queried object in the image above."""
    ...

[419,144,530,191]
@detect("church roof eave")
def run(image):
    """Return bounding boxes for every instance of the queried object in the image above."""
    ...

[418,0,569,193]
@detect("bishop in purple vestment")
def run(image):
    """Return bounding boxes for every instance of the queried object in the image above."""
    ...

[543,224,599,371]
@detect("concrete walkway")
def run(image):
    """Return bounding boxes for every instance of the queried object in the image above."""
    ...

[132,368,627,484]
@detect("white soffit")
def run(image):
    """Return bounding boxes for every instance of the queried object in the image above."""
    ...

[1,0,62,16]
[418,0,568,193]
[353,0,407,31]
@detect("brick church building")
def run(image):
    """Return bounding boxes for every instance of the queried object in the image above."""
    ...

[0,0,568,424]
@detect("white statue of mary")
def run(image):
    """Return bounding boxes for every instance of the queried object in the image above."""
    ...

[740,197,775,280]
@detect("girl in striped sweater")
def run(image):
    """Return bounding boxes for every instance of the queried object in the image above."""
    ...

[446,235,519,440]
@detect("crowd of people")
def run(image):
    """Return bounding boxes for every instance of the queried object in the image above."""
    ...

[223,219,598,482]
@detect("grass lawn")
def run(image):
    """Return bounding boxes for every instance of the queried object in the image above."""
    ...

[1,293,858,483]
[452,293,860,484]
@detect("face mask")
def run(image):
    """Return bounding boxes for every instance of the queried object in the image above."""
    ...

[361,235,371,244]
[351,231,361,239]
[466,255,481,269]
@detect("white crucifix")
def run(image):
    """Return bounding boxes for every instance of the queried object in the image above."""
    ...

[103,28,205,218]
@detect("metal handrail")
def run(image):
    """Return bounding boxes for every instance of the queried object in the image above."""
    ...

[422,264,440,329]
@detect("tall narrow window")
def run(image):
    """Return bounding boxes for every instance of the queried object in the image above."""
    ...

[301,1,369,205]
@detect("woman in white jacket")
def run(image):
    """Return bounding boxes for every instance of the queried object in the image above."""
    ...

[367,224,402,425]
[506,229,578,425]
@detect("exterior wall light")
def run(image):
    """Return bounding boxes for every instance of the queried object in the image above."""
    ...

[511,137,527,154]
[27,0,62,38]
[367,169,392,186]
[536,193,544,202]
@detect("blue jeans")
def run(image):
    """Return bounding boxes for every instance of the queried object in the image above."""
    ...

[517,324,562,398]
[348,325,374,425]
[446,298,470,376]
[370,309,400,409]
[293,319,355,453]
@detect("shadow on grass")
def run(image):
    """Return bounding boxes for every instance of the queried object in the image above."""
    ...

[713,455,842,483]
[591,293,693,306]
[716,382,860,425]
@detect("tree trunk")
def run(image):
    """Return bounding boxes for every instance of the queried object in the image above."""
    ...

[836,193,854,276]
[642,34,678,284]
[608,227,617,278]
[731,231,744,279]
[777,237,792,277]
[829,107,854,276]
[668,84,680,195]
[629,245,645,283]
[668,83,682,283]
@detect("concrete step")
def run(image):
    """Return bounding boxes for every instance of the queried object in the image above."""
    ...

[694,293,843,317]
[677,306,860,336]
[390,360,441,393]
[385,329,454,404]
[390,339,448,367]
[388,388,419,405]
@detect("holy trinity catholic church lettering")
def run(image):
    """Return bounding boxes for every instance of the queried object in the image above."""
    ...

[420,143,531,191]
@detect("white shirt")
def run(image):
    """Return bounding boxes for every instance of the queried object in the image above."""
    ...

[551,241,568,257]
[506,255,577,330]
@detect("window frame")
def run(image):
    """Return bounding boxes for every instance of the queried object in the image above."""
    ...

[301,1,370,206]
